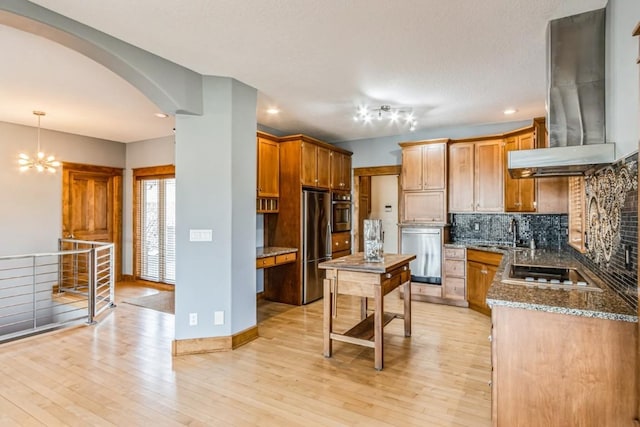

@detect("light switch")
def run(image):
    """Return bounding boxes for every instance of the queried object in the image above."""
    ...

[190,229,213,242]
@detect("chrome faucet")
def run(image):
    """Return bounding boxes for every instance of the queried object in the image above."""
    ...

[509,218,518,247]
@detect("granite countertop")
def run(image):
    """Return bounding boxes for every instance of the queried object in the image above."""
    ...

[256,246,298,259]
[482,247,637,322]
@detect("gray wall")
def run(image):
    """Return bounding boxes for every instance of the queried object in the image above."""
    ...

[0,121,125,256]
[606,0,640,158]
[123,135,176,275]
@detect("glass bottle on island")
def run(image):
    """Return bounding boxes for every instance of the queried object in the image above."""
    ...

[364,219,384,262]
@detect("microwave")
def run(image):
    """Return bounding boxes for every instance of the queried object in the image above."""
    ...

[331,193,352,232]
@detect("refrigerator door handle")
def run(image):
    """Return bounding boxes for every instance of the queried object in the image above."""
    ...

[326,221,332,258]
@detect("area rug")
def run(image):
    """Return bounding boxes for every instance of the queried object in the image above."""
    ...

[123,291,175,314]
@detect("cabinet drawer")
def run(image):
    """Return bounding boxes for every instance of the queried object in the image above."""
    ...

[256,256,276,269]
[444,247,465,259]
[444,259,465,277]
[444,277,465,300]
[331,232,351,253]
[275,252,297,264]
[411,283,442,297]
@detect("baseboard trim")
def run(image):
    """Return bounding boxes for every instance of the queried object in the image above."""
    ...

[172,325,259,356]
[232,325,259,349]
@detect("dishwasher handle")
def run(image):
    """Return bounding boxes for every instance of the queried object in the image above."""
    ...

[401,228,441,234]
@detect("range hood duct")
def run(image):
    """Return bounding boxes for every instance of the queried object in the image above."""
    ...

[508,8,615,178]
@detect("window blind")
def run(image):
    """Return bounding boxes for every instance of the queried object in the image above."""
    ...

[136,176,176,284]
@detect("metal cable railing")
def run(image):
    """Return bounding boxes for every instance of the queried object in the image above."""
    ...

[0,239,115,343]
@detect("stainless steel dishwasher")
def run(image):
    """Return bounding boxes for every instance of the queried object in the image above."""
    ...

[400,227,442,284]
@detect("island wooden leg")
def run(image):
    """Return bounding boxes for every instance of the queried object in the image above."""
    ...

[323,277,333,358]
[360,297,368,320]
[403,278,411,337]
[374,285,383,370]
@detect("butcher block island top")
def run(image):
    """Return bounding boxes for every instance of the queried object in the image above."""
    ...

[318,253,417,273]
[319,253,416,370]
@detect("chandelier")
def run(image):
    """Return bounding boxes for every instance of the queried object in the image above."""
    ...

[18,111,61,173]
[353,104,418,131]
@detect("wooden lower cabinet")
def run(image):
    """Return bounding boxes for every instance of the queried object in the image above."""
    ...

[331,232,351,259]
[442,246,467,306]
[491,305,637,426]
[466,249,502,316]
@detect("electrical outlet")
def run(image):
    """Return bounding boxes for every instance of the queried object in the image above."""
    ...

[189,312,198,326]
[214,311,224,325]
[474,222,480,231]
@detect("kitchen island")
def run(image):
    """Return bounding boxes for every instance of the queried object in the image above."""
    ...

[485,247,637,426]
[319,253,416,370]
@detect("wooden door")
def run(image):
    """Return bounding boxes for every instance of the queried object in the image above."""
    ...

[423,143,446,190]
[62,162,123,280]
[401,146,423,191]
[448,143,474,212]
[257,137,279,197]
[475,139,503,212]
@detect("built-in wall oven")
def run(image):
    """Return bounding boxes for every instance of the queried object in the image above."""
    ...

[331,193,352,232]
[400,227,442,284]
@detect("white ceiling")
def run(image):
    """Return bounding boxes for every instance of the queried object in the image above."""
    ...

[1,0,607,143]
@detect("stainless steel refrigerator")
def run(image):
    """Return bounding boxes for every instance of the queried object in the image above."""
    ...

[302,190,331,304]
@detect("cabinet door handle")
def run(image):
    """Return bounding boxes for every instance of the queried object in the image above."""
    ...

[344,240,349,244]
[481,269,488,274]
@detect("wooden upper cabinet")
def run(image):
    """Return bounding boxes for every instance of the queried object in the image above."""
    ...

[403,191,446,223]
[568,176,586,253]
[402,146,423,190]
[400,140,448,224]
[330,151,352,190]
[401,142,446,191]
[257,136,279,198]
[301,142,317,186]
[448,142,475,212]
[449,139,503,213]
[317,146,331,188]
[423,143,446,190]
[475,139,503,212]
[301,142,330,189]
[504,132,535,212]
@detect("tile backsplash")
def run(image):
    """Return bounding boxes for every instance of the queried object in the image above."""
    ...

[450,213,568,250]
[571,153,638,310]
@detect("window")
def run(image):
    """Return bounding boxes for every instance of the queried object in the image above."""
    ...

[134,166,176,284]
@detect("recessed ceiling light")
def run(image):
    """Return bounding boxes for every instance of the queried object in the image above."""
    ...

[503,108,517,115]
[267,108,280,115]
[154,112,169,118]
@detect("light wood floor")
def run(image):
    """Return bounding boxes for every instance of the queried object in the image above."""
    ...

[0,282,492,426]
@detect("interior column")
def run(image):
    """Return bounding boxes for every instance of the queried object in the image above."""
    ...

[173,76,257,354]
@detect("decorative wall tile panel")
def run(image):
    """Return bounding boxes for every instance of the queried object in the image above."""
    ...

[573,153,638,310]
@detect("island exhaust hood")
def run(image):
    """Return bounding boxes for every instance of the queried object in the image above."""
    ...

[508,8,615,178]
